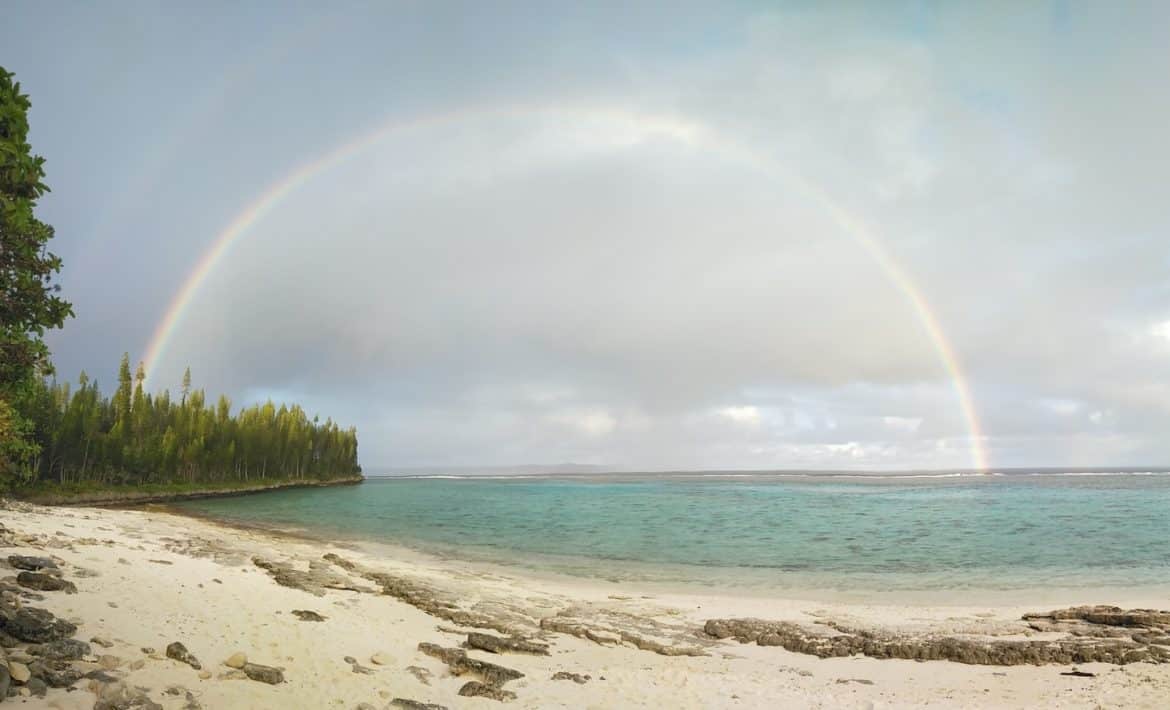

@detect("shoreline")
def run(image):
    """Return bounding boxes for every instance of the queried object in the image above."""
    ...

[2,500,1169,707]
[161,499,1170,609]
[8,475,364,507]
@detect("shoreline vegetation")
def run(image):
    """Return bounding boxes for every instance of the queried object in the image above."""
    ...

[3,353,362,498]
[2,501,1169,707]
[9,473,363,507]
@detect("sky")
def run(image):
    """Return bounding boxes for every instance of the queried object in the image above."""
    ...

[4,1,1170,471]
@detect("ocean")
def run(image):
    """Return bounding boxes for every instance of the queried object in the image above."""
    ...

[173,470,1170,595]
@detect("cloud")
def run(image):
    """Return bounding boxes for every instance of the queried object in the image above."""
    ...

[12,2,1170,469]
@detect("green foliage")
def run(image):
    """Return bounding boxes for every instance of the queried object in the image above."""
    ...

[8,356,360,491]
[0,66,73,482]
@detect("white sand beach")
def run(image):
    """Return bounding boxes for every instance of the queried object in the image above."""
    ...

[2,501,1169,709]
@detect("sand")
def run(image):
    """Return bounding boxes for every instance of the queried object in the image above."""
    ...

[2,501,1169,709]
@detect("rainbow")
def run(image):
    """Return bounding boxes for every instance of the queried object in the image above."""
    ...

[140,103,989,472]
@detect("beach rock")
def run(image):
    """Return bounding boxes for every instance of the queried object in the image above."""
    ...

[99,654,123,670]
[551,671,590,684]
[405,665,432,685]
[9,661,30,683]
[27,659,84,687]
[198,671,211,680]
[166,641,202,670]
[369,651,393,665]
[0,606,77,642]
[252,557,367,596]
[91,636,115,648]
[241,662,284,684]
[390,700,448,710]
[458,680,517,701]
[24,676,47,697]
[1023,606,1170,629]
[92,680,164,709]
[291,609,326,622]
[29,638,91,660]
[344,656,374,674]
[704,617,1170,666]
[417,643,524,686]
[224,652,247,669]
[6,555,57,572]
[85,670,120,684]
[16,571,77,593]
[355,704,377,710]
[466,632,550,655]
[540,611,707,657]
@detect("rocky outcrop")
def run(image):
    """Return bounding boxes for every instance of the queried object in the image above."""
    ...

[29,638,90,661]
[541,610,708,657]
[16,571,77,593]
[704,611,1170,666]
[7,555,58,572]
[1022,606,1170,628]
[252,557,371,596]
[0,605,77,643]
[465,632,549,655]
[417,643,524,686]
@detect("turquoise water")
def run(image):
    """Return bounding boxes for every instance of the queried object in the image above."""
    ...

[174,472,1170,593]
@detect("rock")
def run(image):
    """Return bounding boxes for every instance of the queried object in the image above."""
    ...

[241,662,284,684]
[417,643,524,686]
[91,636,115,648]
[27,659,84,688]
[370,651,393,665]
[466,632,550,655]
[1024,606,1170,628]
[291,609,326,622]
[224,652,247,669]
[704,616,1170,666]
[551,671,590,684]
[166,641,202,670]
[198,671,211,680]
[25,676,47,697]
[6,555,58,572]
[128,659,145,671]
[458,680,517,701]
[0,605,77,642]
[30,638,91,660]
[99,654,122,670]
[390,700,448,710]
[405,665,432,685]
[85,670,120,684]
[93,680,163,710]
[16,571,77,594]
[356,704,378,710]
[344,656,374,674]
[9,661,30,683]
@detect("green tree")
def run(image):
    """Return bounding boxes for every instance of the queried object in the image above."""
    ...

[0,67,72,482]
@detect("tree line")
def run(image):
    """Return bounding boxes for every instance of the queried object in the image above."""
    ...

[15,355,360,487]
[1,66,361,489]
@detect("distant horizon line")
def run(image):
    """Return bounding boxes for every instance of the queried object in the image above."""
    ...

[360,464,1170,476]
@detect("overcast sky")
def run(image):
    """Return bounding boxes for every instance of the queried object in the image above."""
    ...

[5,2,1169,471]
